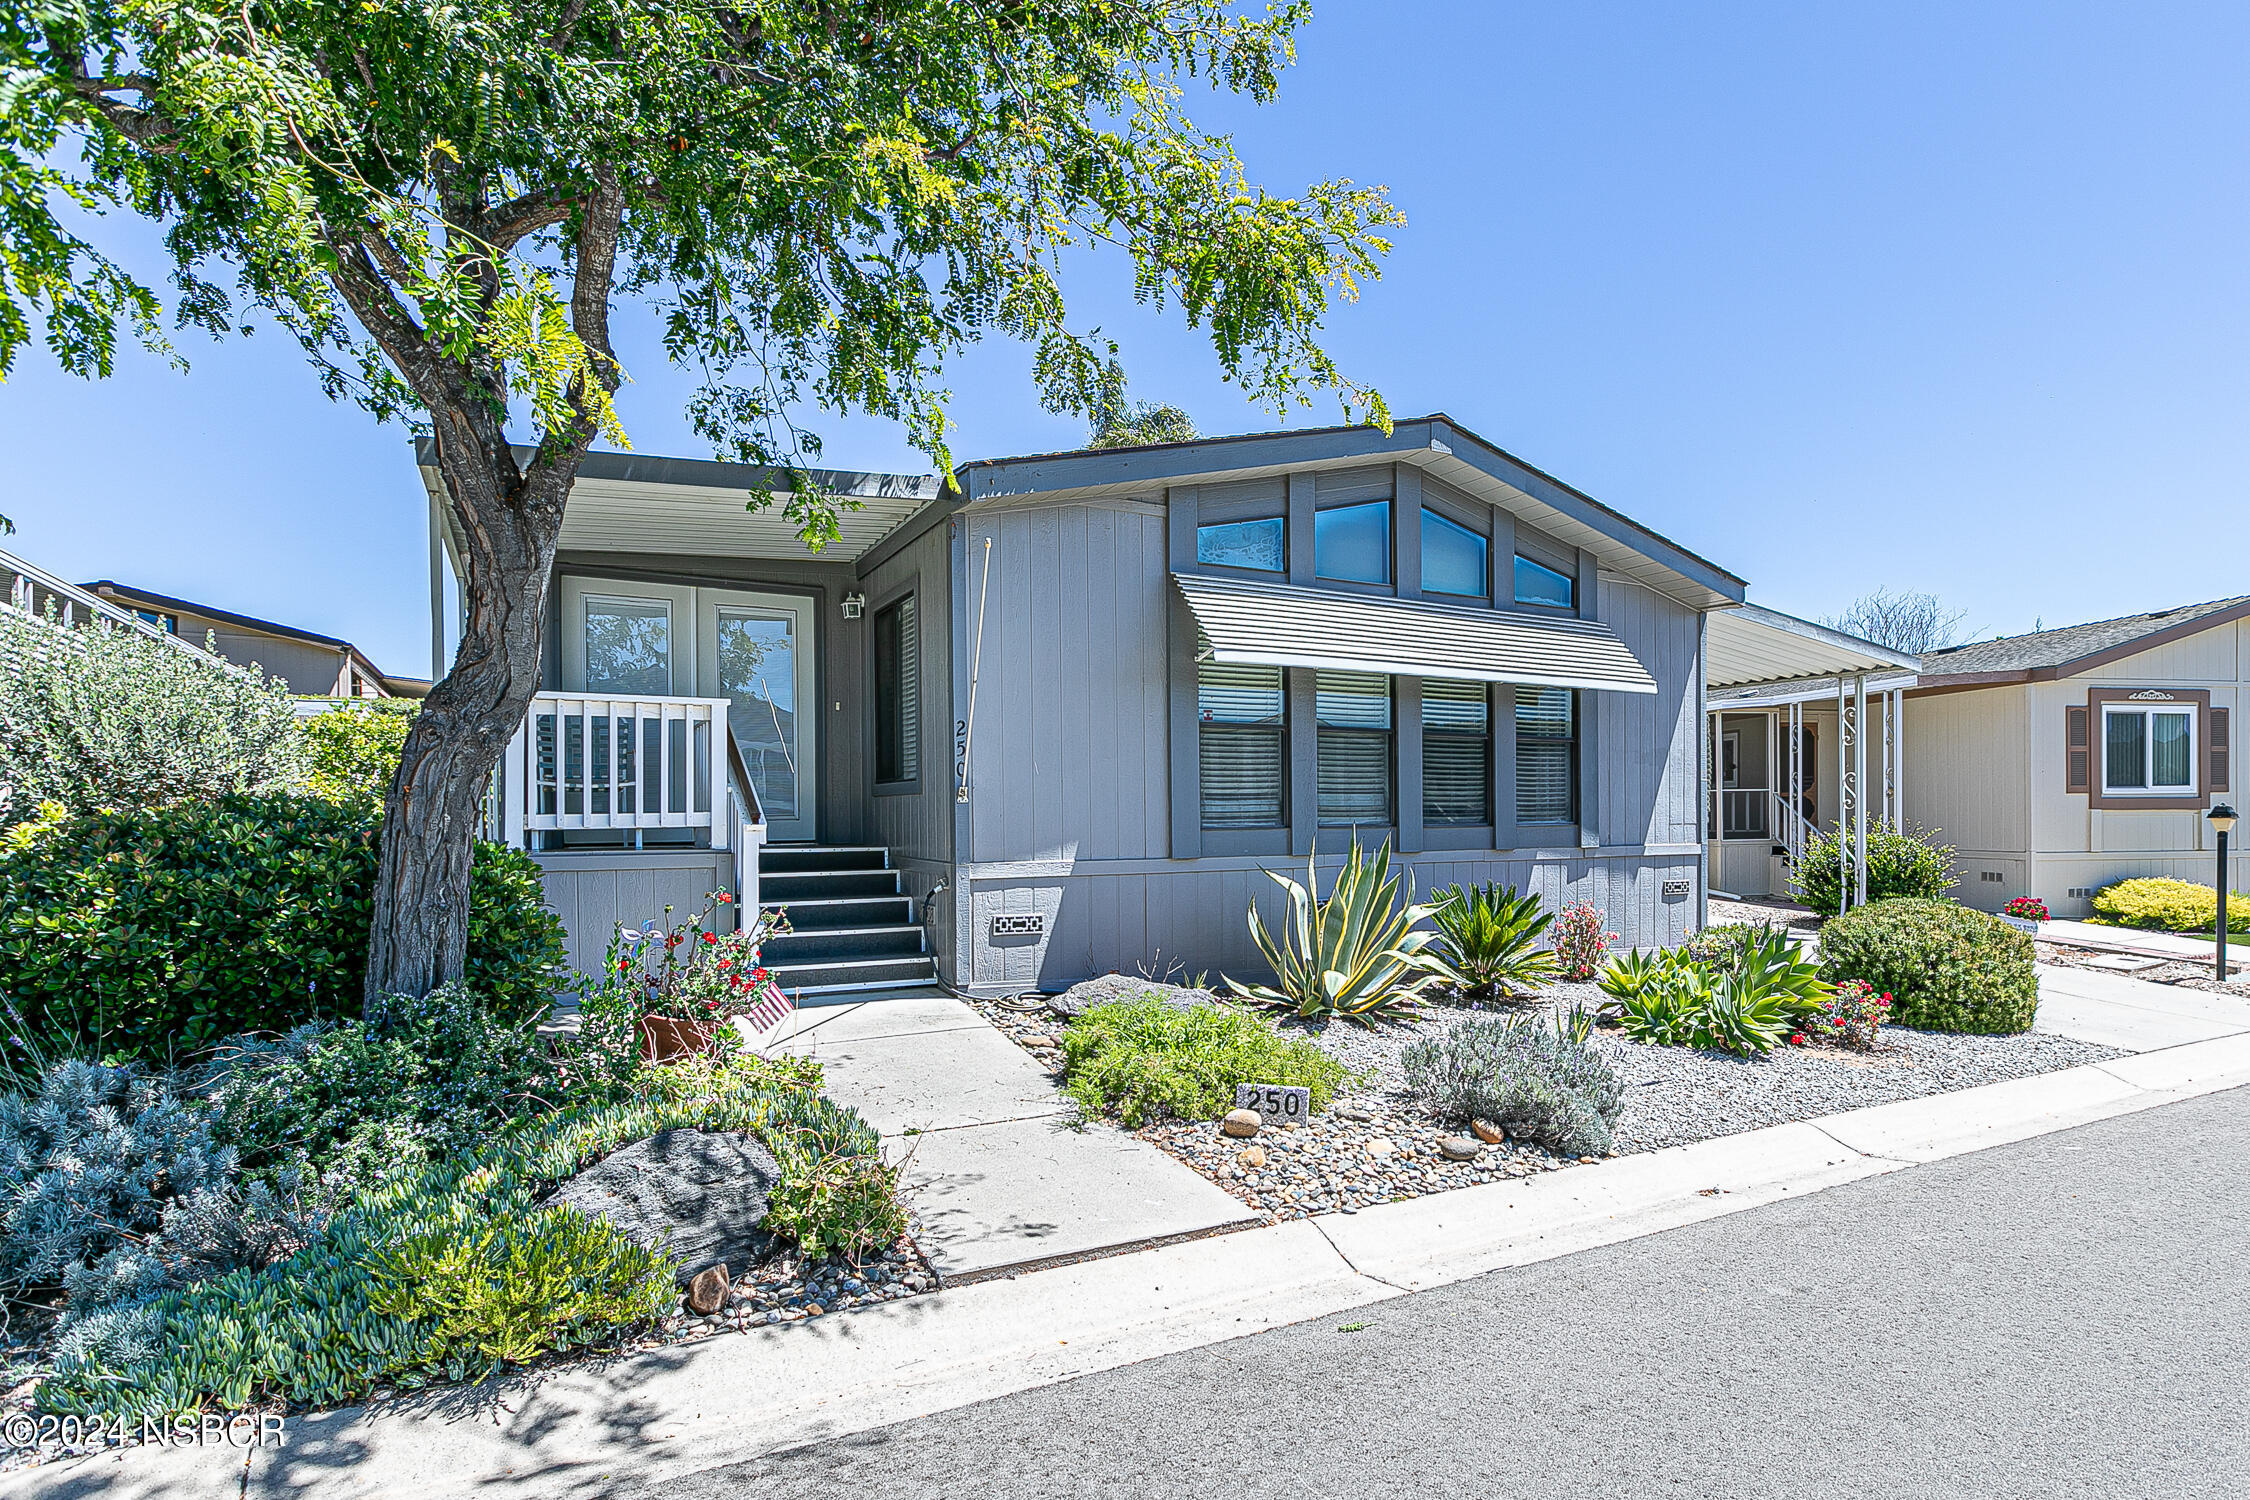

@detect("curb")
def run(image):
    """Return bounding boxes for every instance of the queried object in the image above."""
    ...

[19,1031,2250,1500]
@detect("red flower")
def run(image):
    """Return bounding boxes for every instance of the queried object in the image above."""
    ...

[701,931,717,944]
[1789,1033,1807,1046]
[718,893,733,904]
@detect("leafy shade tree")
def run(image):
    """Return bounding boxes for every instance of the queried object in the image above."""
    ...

[1823,588,1968,656]
[6,1,1401,1003]
[1088,358,1198,449]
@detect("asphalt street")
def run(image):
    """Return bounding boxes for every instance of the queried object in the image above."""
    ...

[643,1088,2250,1500]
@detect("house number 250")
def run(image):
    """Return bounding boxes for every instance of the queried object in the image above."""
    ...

[1235,1083,1310,1125]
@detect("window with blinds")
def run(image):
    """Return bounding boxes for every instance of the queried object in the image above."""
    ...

[1199,654,1286,828]
[874,595,919,784]
[1516,685,1576,825]
[1423,679,1491,824]
[1318,671,1393,826]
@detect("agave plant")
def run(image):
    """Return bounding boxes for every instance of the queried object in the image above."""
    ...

[1690,972,1796,1056]
[1429,882,1557,999]
[1595,947,1685,1004]
[1228,837,1453,1026]
[1607,962,1707,1048]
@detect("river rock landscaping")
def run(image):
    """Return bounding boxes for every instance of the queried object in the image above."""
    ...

[974,972,2125,1225]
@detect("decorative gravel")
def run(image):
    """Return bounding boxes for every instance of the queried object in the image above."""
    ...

[968,982,2125,1225]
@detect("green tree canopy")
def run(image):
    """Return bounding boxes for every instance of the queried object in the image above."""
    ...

[1,0,1403,999]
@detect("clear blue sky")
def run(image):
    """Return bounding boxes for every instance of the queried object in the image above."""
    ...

[2,1,2243,677]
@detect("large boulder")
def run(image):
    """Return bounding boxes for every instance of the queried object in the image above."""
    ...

[545,1128,781,1282]
[1046,973,1226,1021]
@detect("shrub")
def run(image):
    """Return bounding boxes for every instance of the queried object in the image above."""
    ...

[1400,1013,1623,1156]
[1792,822,1958,917]
[0,612,304,826]
[1803,978,1889,1049]
[1059,996,1348,1126]
[1549,902,1615,981]
[1428,882,1556,999]
[298,702,416,808]
[0,1059,235,1295]
[0,795,566,1061]
[1229,837,1450,1025]
[1596,933,1830,1057]
[1817,898,2037,1034]
[367,1204,674,1368]
[2091,877,2250,935]
[200,983,559,1181]
[38,1061,898,1417]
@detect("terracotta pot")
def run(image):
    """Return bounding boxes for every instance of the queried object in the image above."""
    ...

[638,1013,719,1063]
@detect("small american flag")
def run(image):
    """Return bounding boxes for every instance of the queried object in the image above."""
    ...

[735,979,799,1054]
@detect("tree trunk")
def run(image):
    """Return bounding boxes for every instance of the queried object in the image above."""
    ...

[362,416,577,1005]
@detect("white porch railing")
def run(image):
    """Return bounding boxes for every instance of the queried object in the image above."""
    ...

[503,692,763,851]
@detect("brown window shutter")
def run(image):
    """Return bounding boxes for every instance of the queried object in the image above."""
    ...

[2211,706,2230,793]
[2065,705,2091,795]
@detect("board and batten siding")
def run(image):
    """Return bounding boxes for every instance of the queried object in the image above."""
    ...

[950,488,1706,995]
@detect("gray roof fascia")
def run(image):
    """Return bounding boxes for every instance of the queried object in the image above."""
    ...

[410,438,943,506]
[1419,417,1746,604]
[955,414,1748,607]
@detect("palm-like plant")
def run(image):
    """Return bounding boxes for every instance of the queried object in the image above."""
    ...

[1428,882,1557,1000]
[1229,837,1453,1026]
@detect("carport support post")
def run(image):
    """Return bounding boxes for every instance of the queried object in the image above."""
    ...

[1835,675,1851,912]
[1853,674,1869,908]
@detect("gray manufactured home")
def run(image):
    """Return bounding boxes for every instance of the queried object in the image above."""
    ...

[424,418,1883,997]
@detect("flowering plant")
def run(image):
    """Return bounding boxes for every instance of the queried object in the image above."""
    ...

[1805,977,1889,1049]
[1549,902,1617,982]
[2002,897,2049,923]
[573,891,790,1074]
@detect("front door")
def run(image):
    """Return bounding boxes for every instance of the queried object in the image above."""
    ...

[698,589,817,843]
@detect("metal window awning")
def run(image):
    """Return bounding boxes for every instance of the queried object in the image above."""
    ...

[1705,603,1920,694]
[1173,573,1659,694]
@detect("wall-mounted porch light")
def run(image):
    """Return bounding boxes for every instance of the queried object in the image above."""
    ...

[841,591,866,619]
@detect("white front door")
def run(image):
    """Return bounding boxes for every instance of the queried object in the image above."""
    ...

[698,589,817,843]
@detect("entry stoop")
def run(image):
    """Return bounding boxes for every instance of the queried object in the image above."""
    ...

[758,845,937,994]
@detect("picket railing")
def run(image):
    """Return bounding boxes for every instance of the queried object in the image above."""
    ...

[506,691,753,846]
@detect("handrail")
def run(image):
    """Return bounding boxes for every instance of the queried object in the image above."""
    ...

[1,547,244,674]
[1773,790,1818,861]
[509,690,766,852]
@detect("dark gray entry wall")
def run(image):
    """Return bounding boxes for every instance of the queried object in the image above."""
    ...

[948,463,1706,997]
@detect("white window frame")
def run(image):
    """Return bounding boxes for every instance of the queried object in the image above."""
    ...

[2100,702,2199,796]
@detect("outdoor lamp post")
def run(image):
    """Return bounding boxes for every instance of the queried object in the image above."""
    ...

[2209,803,2238,983]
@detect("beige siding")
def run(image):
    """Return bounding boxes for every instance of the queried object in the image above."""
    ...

[1907,686,2027,857]
[1904,617,2250,916]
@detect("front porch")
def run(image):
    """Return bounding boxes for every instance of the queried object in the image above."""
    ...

[1702,606,1921,910]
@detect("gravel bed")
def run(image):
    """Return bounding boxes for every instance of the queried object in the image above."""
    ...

[968,981,2125,1223]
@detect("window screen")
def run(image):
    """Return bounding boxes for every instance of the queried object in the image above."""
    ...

[1516,685,1576,824]
[874,595,919,784]
[1422,679,1491,824]
[1200,653,1286,828]
[1317,671,1393,825]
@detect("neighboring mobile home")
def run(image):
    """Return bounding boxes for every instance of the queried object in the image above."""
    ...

[83,580,423,699]
[429,418,1895,995]
[1897,597,2247,917]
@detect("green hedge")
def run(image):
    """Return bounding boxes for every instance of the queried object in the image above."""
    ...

[1792,822,1959,917]
[1816,898,2037,1034]
[1059,996,1347,1126]
[0,795,566,1061]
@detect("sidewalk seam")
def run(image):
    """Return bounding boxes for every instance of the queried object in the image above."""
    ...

[1802,1121,1908,1164]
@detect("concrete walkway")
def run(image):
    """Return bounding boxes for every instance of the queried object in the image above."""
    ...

[2035,961,2250,1050]
[2039,916,2246,970]
[769,994,1259,1283]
